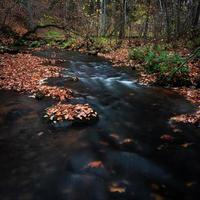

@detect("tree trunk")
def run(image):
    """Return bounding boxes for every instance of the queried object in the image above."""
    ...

[119,0,127,39]
[176,0,181,38]
[99,0,107,36]
[143,0,151,39]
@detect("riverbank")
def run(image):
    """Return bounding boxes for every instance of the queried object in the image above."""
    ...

[99,47,200,126]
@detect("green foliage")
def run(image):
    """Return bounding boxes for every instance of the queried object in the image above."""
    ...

[144,49,187,74]
[186,36,200,49]
[39,15,58,26]
[60,38,77,49]
[129,46,148,61]
[91,37,117,52]
[45,31,64,41]
[14,39,25,46]
[129,45,190,85]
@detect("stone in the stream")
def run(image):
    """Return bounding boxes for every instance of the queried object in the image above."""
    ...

[35,91,45,100]
[45,103,98,126]
[87,50,98,56]
[66,76,79,82]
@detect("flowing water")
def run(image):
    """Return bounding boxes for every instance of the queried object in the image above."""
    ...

[0,50,200,200]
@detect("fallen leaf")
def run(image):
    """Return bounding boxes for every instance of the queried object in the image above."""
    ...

[186,182,197,187]
[110,134,120,140]
[160,134,174,142]
[120,138,134,144]
[109,185,126,193]
[86,161,104,168]
[37,132,44,136]
[181,143,194,148]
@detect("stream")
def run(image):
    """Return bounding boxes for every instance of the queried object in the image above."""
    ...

[0,50,200,200]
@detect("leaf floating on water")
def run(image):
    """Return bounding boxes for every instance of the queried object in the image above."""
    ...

[120,138,134,144]
[160,134,174,142]
[181,143,194,148]
[86,161,104,169]
[186,182,197,187]
[99,141,109,146]
[37,132,44,136]
[151,183,160,190]
[110,134,120,140]
[109,183,126,193]
[150,193,164,200]
[172,128,182,133]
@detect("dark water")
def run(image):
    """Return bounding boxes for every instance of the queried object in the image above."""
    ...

[0,50,200,200]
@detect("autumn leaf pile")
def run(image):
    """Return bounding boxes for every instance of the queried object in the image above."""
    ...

[0,53,72,100]
[46,103,98,122]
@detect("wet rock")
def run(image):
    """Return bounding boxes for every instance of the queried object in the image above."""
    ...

[45,103,98,125]
[65,76,79,82]
[65,152,109,179]
[35,91,45,100]
[59,173,106,200]
[87,50,98,56]
[106,151,172,183]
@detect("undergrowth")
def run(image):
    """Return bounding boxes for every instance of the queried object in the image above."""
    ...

[129,44,191,86]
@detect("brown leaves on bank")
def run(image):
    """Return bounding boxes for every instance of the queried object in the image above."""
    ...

[171,110,200,125]
[175,87,200,105]
[99,49,134,68]
[45,103,98,122]
[0,53,72,100]
[171,87,200,125]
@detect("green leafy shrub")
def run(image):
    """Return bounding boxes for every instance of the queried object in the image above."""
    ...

[186,36,200,49]
[60,38,77,49]
[91,37,116,52]
[129,46,148,61]
[144,50,187,74]
[45,31,64,41]
[130,45,190,85]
